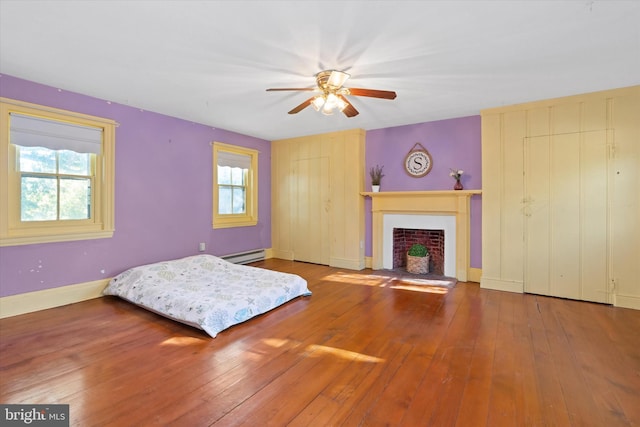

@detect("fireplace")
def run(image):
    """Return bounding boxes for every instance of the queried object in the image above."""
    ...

[383,214,456,277]
[366,190,479,281]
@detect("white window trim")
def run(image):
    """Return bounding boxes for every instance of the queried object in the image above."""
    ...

[212,141,258,229]
[0,97,116,246]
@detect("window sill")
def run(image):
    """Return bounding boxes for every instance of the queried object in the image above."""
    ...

[212,219,258,229]
[0,230,114,247]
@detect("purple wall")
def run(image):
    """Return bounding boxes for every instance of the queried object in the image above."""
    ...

[365,116,482,268]
[0,75,271,297]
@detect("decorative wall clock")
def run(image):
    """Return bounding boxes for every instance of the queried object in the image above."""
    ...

[404,143,433,177]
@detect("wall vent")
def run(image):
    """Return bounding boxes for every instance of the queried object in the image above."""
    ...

[221,249,265,265]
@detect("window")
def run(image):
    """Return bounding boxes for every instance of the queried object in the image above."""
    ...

[212,142,258,228]
[0,98,116,246]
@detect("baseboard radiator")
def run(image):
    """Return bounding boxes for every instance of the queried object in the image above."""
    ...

[222,249,266,265]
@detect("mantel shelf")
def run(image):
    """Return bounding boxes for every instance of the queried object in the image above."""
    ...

[361,190,482,197]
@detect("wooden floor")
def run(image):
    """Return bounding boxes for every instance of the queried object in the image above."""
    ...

[1,259,639,426]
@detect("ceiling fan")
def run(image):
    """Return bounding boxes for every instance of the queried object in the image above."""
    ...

[266,70,397,117]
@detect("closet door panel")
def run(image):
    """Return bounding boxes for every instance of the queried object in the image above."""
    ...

[580,130,609,303]
[480,113,503,282]
[525,131,609,303]
[271,141,294,259]
[549,133,582,299]
[292,157,330,265]
[501,111,526,282]
[291,158,309,263]
[524,136,551,296]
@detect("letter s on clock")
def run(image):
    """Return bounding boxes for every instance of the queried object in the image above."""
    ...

[404,149,433,177]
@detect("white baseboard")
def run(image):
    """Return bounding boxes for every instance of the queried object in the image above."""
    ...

[480,277,524,293]
[613,293,640,310]
[271,249,294,261]
[330,257,365,271]
[0,278,110,319]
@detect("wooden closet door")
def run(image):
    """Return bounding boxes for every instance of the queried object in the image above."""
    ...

[291,156,330,265]
[524,131,609,303]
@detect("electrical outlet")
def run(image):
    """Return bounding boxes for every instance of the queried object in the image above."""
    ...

[199,242,206,252]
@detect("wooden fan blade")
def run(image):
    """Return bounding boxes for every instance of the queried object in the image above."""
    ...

[266,88,315,92]
[338,95,359,118]
[288,97,315,114]
[347,88,397,100]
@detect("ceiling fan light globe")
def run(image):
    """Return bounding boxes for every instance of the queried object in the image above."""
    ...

[327,70,350,88]
[311,96,325,111]
[325,93,340,109]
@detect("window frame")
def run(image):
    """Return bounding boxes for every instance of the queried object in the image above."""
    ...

[212,141,258,229]
[0,98,116,246]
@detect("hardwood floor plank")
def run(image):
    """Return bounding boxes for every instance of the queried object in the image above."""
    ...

[454,288,500,427]
[331,340,415,426]
[1,259,639,426]
[424,285,487,426]
[509,293,545,426]
[555,300,637,425]
[537,296,609,426]
[355,290,452,425]
[485,291,521,426]
[298,338,407,426]
[397,283,470,426]
[526,295,573,426]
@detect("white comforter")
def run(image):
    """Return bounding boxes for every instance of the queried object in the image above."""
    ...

[103,254,311,337]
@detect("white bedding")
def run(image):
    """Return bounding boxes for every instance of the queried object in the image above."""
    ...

[103,254,311,337]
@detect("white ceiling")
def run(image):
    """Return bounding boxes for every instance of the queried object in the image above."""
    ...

[1,1,639,141]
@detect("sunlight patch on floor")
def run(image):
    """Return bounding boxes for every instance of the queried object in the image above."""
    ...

[160,336,207,346]
[305,344,385,363]
[261,338,384,363]
[322,271,454,294]
[390,282,450,294]
[322,272,391,287]
[388,277,453,294]
[245,338,303,361]
[261,337,291,348]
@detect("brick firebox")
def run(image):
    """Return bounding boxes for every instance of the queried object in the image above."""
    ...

[393,228,445,275]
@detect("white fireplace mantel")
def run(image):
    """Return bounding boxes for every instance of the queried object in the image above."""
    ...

[362,190,481,281]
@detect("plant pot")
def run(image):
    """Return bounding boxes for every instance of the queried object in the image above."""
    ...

[407,253,429,274]
[372,185,380,192]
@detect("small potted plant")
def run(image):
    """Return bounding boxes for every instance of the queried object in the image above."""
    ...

[407,243,430,274]
[369,164,385,192]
